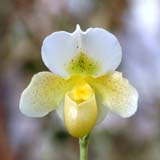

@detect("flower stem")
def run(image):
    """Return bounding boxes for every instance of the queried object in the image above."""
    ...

[79,135,90,160]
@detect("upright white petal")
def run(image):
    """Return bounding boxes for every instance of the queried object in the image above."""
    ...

[42,25,122,77]
[81,28,122,76]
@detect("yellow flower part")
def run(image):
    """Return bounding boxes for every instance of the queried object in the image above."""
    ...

[70,83,93,103]
[64,83,97,138]
[20,25,139,138]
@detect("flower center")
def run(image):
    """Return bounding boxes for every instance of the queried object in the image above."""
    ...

[70,83,93,104]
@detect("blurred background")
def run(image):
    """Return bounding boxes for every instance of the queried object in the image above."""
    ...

[0,0,160,160]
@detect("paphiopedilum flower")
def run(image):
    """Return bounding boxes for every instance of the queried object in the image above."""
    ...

[20,25,138,138]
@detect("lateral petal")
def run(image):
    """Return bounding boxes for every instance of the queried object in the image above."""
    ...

[20,72,69,117]
[88,72,138,118]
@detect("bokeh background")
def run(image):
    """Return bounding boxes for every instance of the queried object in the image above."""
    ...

[0,0,160,160]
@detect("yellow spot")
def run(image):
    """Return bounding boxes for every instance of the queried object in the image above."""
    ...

[70,83,93,104]
[64,83,98,138]
[66,52,100,76]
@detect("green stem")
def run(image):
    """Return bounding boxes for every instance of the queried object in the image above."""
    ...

[79,135,90,160]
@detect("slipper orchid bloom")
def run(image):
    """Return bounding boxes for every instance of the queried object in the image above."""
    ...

[20,25,138,138]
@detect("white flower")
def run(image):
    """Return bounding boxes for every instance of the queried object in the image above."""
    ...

[20,25,138,138]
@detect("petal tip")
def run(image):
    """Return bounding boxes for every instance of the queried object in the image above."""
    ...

[119,87,139,118]
[76,24,81,30]
[73,24,83,35]
[76,24,82,32]
[19,90,48,118]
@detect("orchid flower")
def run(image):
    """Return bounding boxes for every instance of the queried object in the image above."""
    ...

[20,25,138,138]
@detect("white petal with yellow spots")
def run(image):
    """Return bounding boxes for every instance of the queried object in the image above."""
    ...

[87,72,138,118]
[20,72,68,117]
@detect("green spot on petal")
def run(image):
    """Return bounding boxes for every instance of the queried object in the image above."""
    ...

[66,52,100,76]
